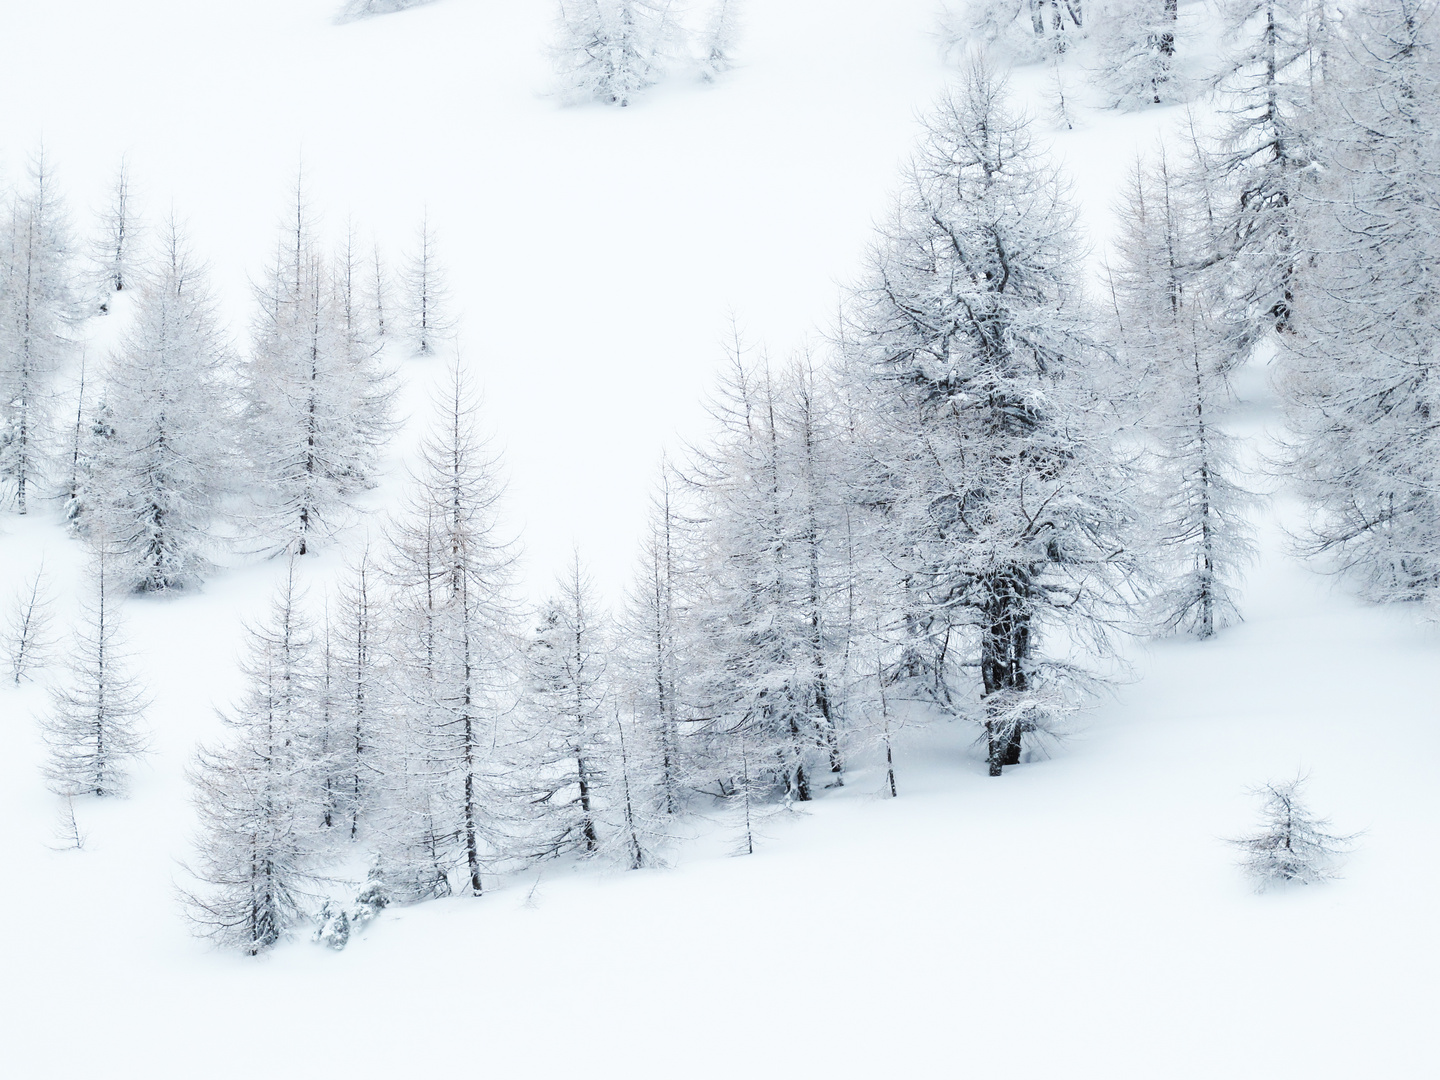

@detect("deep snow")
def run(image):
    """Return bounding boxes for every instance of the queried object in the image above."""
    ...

[0,2,1436,1077]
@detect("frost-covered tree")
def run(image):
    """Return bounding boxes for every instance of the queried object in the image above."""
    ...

[1106,150,1256,636]
[698,0,741,81]
[684,345,851,802]
[88,158,143,308]
[941,0,1085,64]
[1229,773,1356,889]
[39,545,149,797]
[4,561,57,683]
[244,180,394,555]
[1278,0,1440,603]
[86,217,234,591]
[1092,0,1187,108]
[616,462,690,814]
[0,149,78,514]
[184,562,323,954]
[321,547,390,839]
[367,240,391,341]
[841,63,1138,776]
[399,213,452,357]
[384,364,517,898]
[551,0,680,106]
[1210,0,1332,340]
[518,552,611,858]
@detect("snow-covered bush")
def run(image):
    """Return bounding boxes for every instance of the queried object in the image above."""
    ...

[1229,774,1356,890]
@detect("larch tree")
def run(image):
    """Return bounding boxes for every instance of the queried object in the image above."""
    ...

[841,62,1139,776]
[88,216,235,592]
[39,544,149,797]
[88,157,143,309]
[1210,0,1333,341]
[184,561,324,954]
[385,363,518,898]
[1278,0,1440,604]
[616,462,689,815]
[0,149,78,514]
[519,552,612,859]
[244,179,393,555]
[551,0,679,106]
[400,213,453,358]
[1106,149,1256,637]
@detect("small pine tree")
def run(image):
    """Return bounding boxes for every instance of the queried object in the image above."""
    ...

[88,158,143,308]
[39,544,149,798]
[399,213,453,357]
[4,562,57,683]
[1229,774,1356,890]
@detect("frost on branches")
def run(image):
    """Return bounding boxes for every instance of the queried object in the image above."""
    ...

[841,62,1140,776]
[1229,774,1356,890]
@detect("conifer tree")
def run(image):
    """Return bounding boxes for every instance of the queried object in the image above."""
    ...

[1229,773,1356,889]
[88,216,234,591]
[520,552,613,859]
[1106,150,1256,637]
[617,463,689,814]
[1210,0,1332,340]
[551,0,679,106]
[244,179,393,555]
[88,158,143,308]
[39,545,149,797]
[1278,0,1440,603]
[0,149,78,514]
[842,63,1138,775]
[400,213,452,357]
[385,364,517,897]
[184,561,323,954]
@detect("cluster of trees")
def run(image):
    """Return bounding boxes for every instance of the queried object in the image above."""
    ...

[1,162,458,589]
[181,59,1240,953]
[550,0,741,105]
[19,0,1432,953]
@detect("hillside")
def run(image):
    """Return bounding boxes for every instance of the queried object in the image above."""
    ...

[0,2,1435,1077]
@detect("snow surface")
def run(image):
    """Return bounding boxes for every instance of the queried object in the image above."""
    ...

[1,1,1436,1076]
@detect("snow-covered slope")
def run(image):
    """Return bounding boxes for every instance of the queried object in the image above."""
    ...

[0,2,1435,1076]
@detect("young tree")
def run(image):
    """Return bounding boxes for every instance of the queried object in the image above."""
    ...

[39,545,149,798]
[0,149,78,514]
[184,561,324,954]
[1106,150,1256,637]
[4,561,57,683]
[551,0,680,106]
[684,346,845,803]
[400,213,453,357]
[87,216,234,591]
[322,546,390,840]
[1229,773,1356,890]
[244,179,394,555]
[698,0,742,81]
[518,552,611,858]
[841,62,1139,776]
[1277,0,1440,603]
[616,462,689,815]
[88,158,143,308]
[385,363,518,897]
